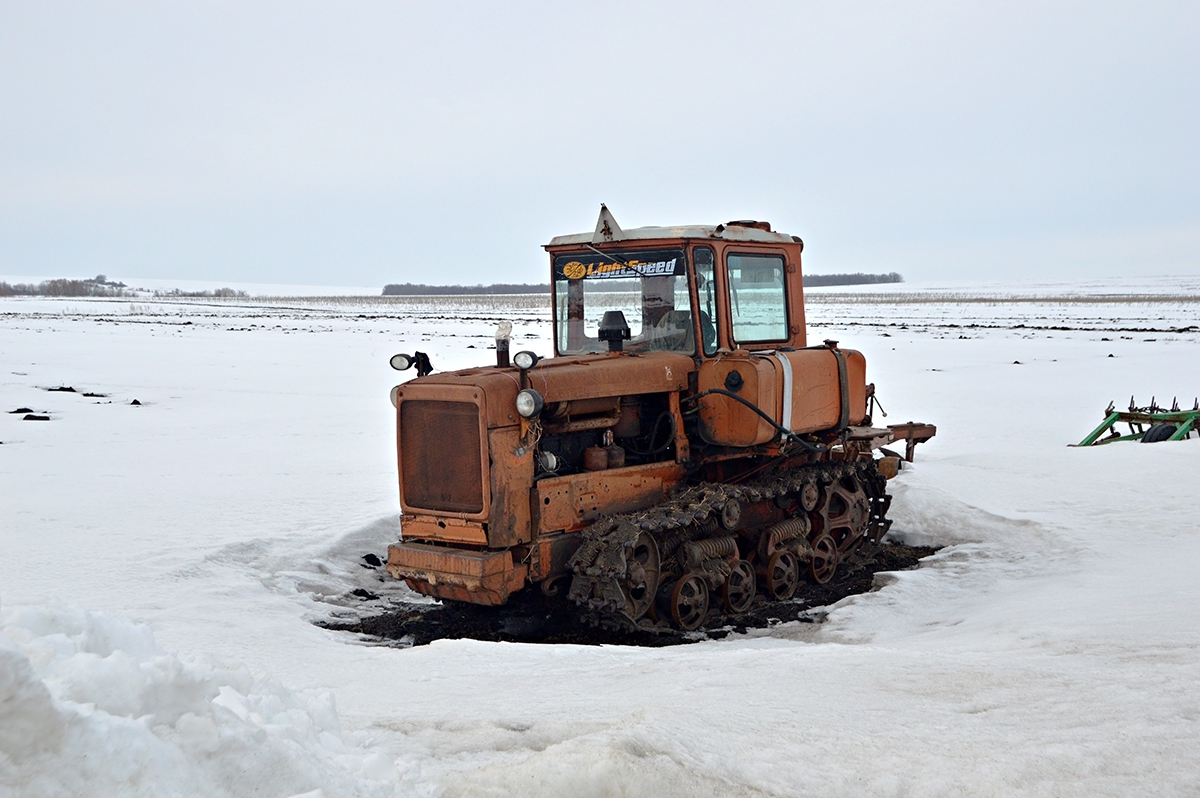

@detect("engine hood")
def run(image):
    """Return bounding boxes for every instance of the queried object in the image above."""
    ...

[395,351,694,429]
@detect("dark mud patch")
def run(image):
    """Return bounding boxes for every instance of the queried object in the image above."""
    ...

[323,542,938,648]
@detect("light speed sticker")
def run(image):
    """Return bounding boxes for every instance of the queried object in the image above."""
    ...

[561,257,678,280]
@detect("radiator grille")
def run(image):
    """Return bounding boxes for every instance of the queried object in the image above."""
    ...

[400,400,484,514]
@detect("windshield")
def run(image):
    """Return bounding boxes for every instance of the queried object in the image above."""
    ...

[553,248,697,355]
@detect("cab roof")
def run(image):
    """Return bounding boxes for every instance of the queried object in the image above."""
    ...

[545,206,800,249]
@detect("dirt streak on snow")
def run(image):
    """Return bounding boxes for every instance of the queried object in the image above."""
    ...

[3,281,1200,796]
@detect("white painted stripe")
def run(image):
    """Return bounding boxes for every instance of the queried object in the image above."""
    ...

[774,353,794,431]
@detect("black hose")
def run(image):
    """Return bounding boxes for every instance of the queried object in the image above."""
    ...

[622,411,675,456]
[684,389,827,454]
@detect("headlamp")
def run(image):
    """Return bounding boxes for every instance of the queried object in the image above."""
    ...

[513,350,540,370]
[515,388,544,419]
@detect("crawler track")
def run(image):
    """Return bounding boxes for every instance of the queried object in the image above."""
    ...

[567,459,892,631]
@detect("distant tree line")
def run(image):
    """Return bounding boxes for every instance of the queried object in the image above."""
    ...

[153,287,247,298]
[803,272,903,287]
[0,275,129,297]
[382,282,550,296]
[0,275,249,299]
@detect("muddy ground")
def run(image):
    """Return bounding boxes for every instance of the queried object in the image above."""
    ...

[324,542,938,648]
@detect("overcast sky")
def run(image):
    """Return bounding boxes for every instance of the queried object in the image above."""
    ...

[2,2,1197,287]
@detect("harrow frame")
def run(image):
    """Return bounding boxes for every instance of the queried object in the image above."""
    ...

[1076,399,1200,446]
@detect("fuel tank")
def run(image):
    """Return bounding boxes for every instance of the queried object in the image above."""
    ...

[695,347,867,446]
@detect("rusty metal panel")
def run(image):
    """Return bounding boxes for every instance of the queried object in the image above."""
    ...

[401,400,483,513]
[695,347,870,446]
[777,349,839,433]
[486,426,533,547]
[396,383,491,520]
[519,352,692,403]
[398,369,520,429]
[386,542,527,605]
[400,353,692,425]
[525,531,582,581]
[696,354,779,446]
[400,515,488,546]
[533,461,685,533]
[774,347,868,432]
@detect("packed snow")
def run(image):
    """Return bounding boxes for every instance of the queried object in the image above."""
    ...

[3,278,1199,797]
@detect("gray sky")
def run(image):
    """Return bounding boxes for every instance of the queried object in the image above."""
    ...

[2,1,1197,287]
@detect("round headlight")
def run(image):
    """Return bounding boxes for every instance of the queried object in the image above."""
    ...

[390,353,413,371]
[515,388,544,419]
[513,350,539,370]
[389,385,401,408]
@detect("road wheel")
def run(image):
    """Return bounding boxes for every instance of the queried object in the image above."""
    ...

[765,549,801,600]
[722,560,756,613]
[669,573,710,630]
[808,532,839,584]
[620,532,660,620]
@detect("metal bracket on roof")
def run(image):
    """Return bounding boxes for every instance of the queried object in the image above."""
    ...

[592,203,625,244]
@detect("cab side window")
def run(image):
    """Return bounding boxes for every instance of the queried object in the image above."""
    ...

[727,253,787,344]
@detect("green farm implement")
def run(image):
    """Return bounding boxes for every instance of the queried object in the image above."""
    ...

[1076,397,1200,446]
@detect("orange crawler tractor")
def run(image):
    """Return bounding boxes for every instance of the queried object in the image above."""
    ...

[385,206,934,630]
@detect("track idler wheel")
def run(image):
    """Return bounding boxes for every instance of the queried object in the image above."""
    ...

[765,549,801,600]
[665,573,710,630]
[621,532,661,621]
[722,560,756,613]
[808,532,839,584]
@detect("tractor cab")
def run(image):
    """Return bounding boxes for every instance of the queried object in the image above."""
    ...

[546,205,808,362]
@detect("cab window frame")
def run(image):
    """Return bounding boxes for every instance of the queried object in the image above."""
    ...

[691,245,719,356]
[725,250,790,346]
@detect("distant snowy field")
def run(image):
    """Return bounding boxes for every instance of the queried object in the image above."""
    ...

[3,277,1200,797]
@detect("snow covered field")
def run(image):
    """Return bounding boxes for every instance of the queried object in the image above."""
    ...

[3,279,1200,797]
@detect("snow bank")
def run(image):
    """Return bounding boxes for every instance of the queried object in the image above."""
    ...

[0,603,395,798]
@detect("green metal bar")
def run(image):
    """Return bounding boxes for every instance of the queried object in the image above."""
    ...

[1078,412,1121,446]
[1168,417,1196,442]
[1091,432,1143,445]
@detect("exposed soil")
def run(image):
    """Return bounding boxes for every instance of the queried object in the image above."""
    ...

[323,542,938,648]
